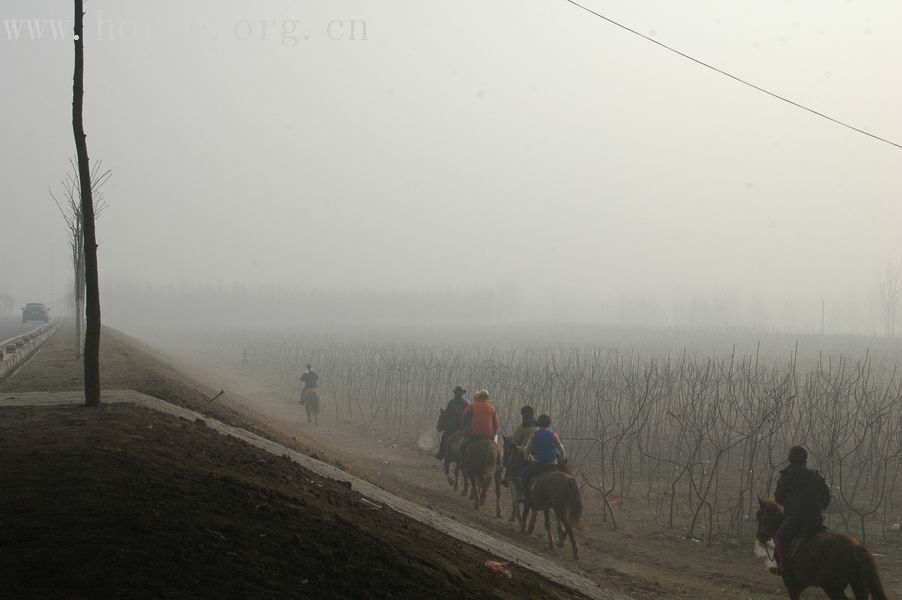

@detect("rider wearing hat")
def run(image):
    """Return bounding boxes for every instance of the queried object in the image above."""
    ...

[771,446,831,575]
[434,385,469,460]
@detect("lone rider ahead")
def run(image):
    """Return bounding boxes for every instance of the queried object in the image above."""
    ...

[772,446,831,575]
[299,364,321,425]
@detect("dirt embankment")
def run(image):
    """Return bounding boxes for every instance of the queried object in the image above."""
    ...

[0,328,590,599]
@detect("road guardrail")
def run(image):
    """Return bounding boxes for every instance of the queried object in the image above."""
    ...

[0,321,60,381]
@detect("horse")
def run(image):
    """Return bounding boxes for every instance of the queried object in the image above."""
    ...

[521,468,583,560]
[502,435,527,524]
[756,498,887,600]
[462,438,503,517]
[300,387,320,425]
[435,409,468,494]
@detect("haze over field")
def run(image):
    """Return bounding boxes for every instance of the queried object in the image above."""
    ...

[2,0,900,332]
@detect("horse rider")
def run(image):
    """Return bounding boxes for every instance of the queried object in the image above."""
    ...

[520,414,566,505]
[501,405,538,487]
[459,389,499,458]
[771,446,831,575]
[299,363,321,423]
[434,385,468,460]
[300,363,319,390]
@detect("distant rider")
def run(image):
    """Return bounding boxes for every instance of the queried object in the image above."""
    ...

[521,414,566,505]
[434,385,468,460]
[771,446,831,575]
[459,389,499,458]
[299,364,321,425]
[501,405,538,487]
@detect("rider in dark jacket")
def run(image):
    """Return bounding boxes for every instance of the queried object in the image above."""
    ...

[772,446,831,575]
[434,386,468,459]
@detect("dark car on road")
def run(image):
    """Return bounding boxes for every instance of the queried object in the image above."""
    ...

[21,303,50,323]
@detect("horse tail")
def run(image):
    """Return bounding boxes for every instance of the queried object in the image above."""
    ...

[567,476,583,530]
[854,543,887,600]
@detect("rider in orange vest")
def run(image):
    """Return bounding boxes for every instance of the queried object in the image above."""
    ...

[459,389,499,456]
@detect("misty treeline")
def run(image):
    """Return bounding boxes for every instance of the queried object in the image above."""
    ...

[102,282,522,328]
[204,333,902,549]
[100,270,902,336]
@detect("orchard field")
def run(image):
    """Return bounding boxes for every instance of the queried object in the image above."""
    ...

[169,325,902,555]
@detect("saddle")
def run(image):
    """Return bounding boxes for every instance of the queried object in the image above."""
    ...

[787,526,828,560]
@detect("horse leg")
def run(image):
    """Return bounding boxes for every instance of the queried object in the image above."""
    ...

[509,481,519,522]
[527,509,538,535]
[494,471,502,519]
[567,521,579,560]
[468,473,478,500]
[556,509,579,559]
[822,588,850,600]
[544,509,555,551]
[553,508,566,547]
[781,579,802,600]
[481,475,491,506]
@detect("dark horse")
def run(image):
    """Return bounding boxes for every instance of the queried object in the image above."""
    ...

[502,436,526,523]
[435,409,467,494]
[757,498,887,599]
[519,460,583,560]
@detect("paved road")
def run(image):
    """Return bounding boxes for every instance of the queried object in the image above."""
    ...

[0,316,44,343]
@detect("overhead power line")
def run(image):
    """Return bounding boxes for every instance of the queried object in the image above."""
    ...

[561,0,902,150]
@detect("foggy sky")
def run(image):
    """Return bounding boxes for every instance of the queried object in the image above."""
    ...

[1,1,900,326]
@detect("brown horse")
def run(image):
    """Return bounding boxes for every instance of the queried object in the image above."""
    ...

[522,469,583,559]
[756,498,887,599]
[445,431,469,495]
[502,436,527,524]
[300,387,320,425]
[463,439,503,517]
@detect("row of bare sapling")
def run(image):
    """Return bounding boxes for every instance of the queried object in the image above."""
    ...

[214,335,902,550]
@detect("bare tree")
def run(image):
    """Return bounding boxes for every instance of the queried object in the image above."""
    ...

[878,260,902,337]
[73,0,101,407]
[50,158,110,357]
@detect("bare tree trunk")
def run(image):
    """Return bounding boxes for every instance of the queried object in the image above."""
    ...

[73,0,100,407]
[73,270,81,357]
